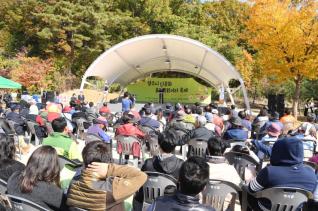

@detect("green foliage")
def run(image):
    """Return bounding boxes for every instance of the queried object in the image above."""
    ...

[109,83,121,93]
[0,0,251,92]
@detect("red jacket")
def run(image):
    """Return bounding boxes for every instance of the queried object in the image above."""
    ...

[115,123,145,138]
[99,106,110,114]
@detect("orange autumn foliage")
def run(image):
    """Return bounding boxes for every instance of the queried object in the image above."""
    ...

[11,54,54,92]
[244,0,318,116]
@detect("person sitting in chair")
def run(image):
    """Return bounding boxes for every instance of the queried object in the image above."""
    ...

[248,137,317,210]
[42,117,82,161]
[148,156,214,211]
[133,130,184,210]
[87,118,111,143]
[67,141,147,211]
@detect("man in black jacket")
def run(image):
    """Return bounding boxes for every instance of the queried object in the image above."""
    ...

[148,156,215,211]
[133,130,184,210]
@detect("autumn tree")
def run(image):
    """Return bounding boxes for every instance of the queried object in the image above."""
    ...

[244,0,318,117]
[10,53,55,92]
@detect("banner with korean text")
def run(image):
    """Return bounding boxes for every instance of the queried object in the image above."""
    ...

[127,78,212,104]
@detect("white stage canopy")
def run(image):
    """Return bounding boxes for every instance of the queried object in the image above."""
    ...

[80,34,250,110]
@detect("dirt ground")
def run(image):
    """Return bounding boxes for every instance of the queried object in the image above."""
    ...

[60,89,119,104]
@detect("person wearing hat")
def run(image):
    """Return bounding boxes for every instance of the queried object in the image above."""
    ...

[6,105,31,153]
[87,118,111,143]
[115,112,145,163]
[223,117,248,141]
[251,123,282,159]
[115,112,145,139]
[177,116,215,145]
[211,109,224,132]
[139,107,160,129]
[26,103,47,139]
[168,110,195,133]
[47,102,62,122]
[62,106,74,132]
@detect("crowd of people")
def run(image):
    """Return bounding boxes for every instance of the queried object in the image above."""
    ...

[0,90,318,211]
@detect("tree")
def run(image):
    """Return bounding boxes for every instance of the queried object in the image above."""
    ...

[244,0,318,117]
[10,53,55,93]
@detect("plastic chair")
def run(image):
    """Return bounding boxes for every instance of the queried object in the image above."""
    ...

[0,179,7,194]
[187,139,208,158]
[139,125,157,135]
[302,139,316,158]
[45,122,54,135]
[58,155,82,171]
[116,135,141,165]
[224,152,260,181]
[6,119,21,159]
[84,133,103,144]
[103,113,115,127]
[26,121,41,146]
[202,179,241,211]
[148,136,160,156]
[6,194,50,211]
[142,172,177,211]
[73,118,88,139]
[241,186,313,211]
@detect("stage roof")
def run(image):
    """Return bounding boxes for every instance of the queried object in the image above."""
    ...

[80,34,250,110]
[81,34,246,87]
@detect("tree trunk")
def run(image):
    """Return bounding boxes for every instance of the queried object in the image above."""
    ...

[292,75,302,119]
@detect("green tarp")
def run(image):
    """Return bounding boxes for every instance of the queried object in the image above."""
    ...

[0,76,22,89]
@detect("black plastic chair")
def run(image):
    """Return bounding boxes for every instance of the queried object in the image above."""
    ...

[6,119,22,158]
[0,179,7,194]
[148,136,160,156]
[116,135,142,165]
[73,118,88,139]
[58,155,82,171]
[187,139,208,158]
[224,152,260,181]
[142,172,177,210]
[84,133,103,144]
[26,120,42,146]
[241,186,313,211]
[45,121,54,135]
[202,179,241,211]
[7,194,50,211]
[139,125,157,135]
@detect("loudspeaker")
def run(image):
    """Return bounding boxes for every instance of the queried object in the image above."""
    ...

[276,94,285,117]
[268,94,285,117]
[46,91,55,102]
[268,94,277,113]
